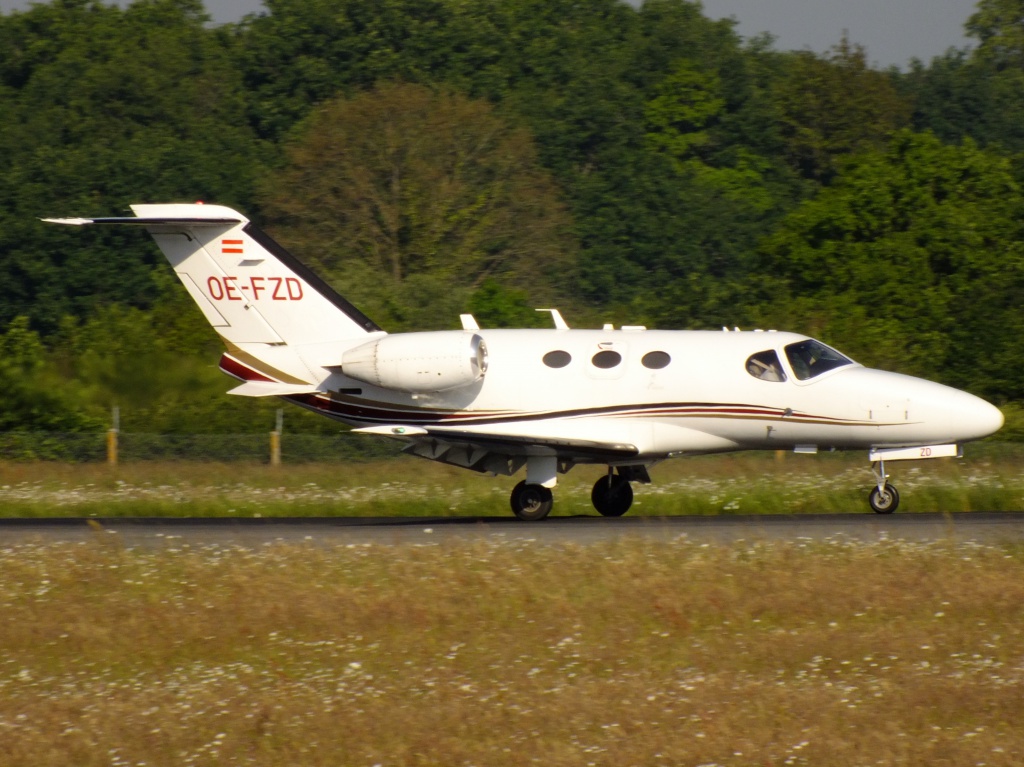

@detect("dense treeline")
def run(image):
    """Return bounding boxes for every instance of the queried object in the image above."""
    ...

[1,0,1023,435]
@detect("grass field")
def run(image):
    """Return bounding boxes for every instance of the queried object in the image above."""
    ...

[1,536,1023,766]
[2,450,1022,765]
[1,446,1022,518]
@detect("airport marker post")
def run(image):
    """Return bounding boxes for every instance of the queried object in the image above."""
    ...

[270,409,283,466]
[107,406,119,466]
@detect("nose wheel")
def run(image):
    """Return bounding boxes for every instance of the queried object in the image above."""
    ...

[868,482,900,514]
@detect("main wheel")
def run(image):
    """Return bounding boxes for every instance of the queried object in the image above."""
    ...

[868,483,900,514]
[591,474,633,517]
[510,481,554,521]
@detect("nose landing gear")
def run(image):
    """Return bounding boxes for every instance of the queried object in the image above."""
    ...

[869,459,900,514]
[868,481,900,513]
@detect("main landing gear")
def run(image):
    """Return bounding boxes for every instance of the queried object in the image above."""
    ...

[509,480,554,521]
[591,473,633,517]
[509,465,650,521]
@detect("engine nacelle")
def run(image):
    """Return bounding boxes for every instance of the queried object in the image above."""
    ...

[341,332,488,393]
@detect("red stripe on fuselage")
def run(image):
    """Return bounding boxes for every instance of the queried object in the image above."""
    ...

[219,353,275,383]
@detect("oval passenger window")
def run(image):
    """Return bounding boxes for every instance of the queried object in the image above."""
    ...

[591,350,622,369]
[641,351,671,370]
[543,350,572,368]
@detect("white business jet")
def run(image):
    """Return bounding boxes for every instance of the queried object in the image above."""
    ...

[46,204,1004,520]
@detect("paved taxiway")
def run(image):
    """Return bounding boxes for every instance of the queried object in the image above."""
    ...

[2,512,1024,547]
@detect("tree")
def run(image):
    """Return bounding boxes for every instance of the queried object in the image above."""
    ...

[258,82,578,330]
[760,131,1024,395]
[769,38,911,183]
[902,0,1024,153]
[967,0,1024,69]
[0,317,101,432]
[0,0,266,333]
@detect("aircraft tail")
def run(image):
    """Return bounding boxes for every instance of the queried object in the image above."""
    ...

[45,203,382,392]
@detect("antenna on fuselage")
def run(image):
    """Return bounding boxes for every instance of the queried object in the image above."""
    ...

[535,309,570,330]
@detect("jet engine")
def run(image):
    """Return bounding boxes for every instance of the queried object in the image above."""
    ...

[341,332,488,393]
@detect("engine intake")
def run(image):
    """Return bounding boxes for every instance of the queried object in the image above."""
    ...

[341,332,488,393]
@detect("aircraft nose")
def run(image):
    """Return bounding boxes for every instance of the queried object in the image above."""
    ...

[849,368,1004,444]
[922,383,1003,443]
[958,393,1004,441]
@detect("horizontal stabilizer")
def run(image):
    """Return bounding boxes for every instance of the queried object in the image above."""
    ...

[227,381,321,397]
[43,216,241,226]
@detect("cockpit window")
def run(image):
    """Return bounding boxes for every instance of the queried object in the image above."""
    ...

[784,339,852,381]
[746,350,787,382]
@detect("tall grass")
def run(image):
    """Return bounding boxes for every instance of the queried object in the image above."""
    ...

[0,448,1021,517]
[1,537,1023,765]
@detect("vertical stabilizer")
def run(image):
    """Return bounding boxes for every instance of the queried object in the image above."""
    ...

[46,203,381,348]
[128,204,381,346]
[45,203,383,390]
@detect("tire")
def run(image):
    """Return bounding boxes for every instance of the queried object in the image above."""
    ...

[510,480,554,521]
[591,474,633,517]
[868,483,900,514]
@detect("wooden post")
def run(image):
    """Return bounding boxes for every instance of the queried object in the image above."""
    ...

[107,406,119,466]
[270,409,283,466]
[270,431,281,466]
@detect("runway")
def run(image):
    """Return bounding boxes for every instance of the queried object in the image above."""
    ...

[2,512,1024,547]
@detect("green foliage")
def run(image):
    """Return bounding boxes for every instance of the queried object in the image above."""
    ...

[760,131,1024,392]
[466,281,549,329]
[0,317,102,432]
[769,37,912,182]
[258,82,578,330]
[967,0,1024,68]
[0,0,266,333]
[644,61,726,162]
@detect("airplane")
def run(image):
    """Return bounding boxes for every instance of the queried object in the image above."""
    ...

[45,203,1004,520]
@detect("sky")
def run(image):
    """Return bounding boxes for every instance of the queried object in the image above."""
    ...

[0,0,981,69]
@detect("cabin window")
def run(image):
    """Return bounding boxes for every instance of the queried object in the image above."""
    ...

[641,351,671,370]
[591,350,622,369]
[746,350,787,382]
[542,350,572,368]
[784,339,852,381]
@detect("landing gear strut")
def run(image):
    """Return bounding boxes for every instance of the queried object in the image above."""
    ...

[868,459,900,514]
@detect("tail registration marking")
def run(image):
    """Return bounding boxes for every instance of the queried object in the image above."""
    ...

[206,276,304,301]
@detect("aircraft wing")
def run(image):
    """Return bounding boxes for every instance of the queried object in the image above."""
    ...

[352,424,639,475]
[425,428,637,458]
